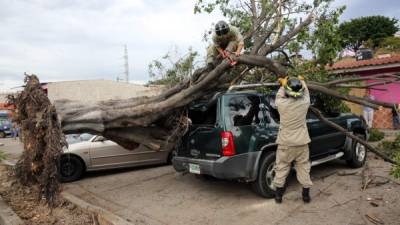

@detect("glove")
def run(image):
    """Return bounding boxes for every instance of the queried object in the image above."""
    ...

[278,76,288,86]
[298,75,305,80]
[224,50,233,58]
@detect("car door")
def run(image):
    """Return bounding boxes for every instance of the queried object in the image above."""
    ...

[307,110,347,158]
[89,136,167,169]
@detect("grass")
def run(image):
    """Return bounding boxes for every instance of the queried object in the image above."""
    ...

[378,134,400,179]
[0,150,7,162]
[368,128,385,142]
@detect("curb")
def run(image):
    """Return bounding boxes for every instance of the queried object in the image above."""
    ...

[61,192,133,225]
[0,196,24,225]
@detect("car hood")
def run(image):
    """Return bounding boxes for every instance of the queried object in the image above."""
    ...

[64,141,91,153]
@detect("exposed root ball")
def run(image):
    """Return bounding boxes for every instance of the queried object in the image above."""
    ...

[8,75,67,207]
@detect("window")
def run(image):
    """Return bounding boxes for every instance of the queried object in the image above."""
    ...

[265,95,280,123]
[226,95,261,127]
[188,104,217,125]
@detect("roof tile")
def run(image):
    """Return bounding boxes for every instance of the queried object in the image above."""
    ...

[326,55,400,71]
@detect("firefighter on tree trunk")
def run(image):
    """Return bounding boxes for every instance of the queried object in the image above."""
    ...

[206,20,244,70]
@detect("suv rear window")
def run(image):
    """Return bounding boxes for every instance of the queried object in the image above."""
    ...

[188,103,217,125]
[224,95,261,127]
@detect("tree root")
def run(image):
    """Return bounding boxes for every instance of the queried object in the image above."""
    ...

[7,75,67,207]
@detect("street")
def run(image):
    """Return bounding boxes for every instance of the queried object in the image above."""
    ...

[1,138,399,225]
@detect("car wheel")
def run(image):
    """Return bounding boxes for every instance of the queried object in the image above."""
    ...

[167,150,177,164]
[59,155,85,182]
[346,134,367,168]
[251,151,276,198]
[0,132,5,138]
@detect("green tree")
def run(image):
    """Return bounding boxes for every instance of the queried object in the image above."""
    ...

[148,47,199,86]
[339,16,399,52]
[379,36,400,52]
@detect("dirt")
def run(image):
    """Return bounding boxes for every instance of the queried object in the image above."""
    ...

[0,165,95,225]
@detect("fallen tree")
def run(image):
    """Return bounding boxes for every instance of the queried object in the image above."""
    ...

[8,0,400,206]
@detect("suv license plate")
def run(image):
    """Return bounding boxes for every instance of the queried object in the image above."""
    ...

[189,163,200,174]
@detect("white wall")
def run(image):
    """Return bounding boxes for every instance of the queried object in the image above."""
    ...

[47,80,164,103]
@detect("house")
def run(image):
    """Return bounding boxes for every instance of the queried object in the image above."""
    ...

[0,93,15,111]
[327,54,400,129]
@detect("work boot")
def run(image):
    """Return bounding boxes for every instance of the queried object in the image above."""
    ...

[275,187,285,204]
[302,188,311,203]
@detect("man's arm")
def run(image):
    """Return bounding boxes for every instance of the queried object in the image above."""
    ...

[212,34,226,58]
[301,80,310,103]
[231,26,244,56]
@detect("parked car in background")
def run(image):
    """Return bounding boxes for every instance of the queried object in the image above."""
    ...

[173,90,368,198]
[59,134,175,182]
[0,111,12,138]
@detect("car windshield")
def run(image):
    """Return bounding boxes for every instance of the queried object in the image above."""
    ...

[0,118,11,127]
[66,133,94,144]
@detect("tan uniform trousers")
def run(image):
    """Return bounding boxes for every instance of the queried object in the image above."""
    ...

[206,41,238,64]
[273,144,313,189]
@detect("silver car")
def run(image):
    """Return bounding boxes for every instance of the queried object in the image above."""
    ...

[59,134,173,182]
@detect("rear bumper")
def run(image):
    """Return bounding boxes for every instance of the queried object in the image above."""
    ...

[172,152,261,180]
[0,130,11,135]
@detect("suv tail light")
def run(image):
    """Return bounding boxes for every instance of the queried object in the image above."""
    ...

[220,131,236,156]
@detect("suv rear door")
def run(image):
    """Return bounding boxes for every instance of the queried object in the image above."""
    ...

[221,94,268,154]
[180,101,223,159]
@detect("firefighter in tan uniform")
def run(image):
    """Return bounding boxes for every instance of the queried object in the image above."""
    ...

[273,76,313,204]
[206,20,244,70]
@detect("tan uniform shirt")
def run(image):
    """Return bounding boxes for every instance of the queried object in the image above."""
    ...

[275,81,311,146]
[212,25,244,49]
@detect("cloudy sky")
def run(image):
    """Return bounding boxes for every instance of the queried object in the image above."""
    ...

[0,0,399,92]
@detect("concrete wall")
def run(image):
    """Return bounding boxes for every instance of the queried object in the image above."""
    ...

[47,80,165,103]
[345,85,367,116]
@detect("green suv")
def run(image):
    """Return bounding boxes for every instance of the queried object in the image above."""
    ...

[172,90,368,198]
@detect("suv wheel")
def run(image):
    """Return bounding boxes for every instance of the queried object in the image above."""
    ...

[0,131,5,138]
[346,134,367,168]
[251,152,276,198]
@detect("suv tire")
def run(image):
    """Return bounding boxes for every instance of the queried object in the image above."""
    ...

[252,151,276,198]
[0,131,5,138]
[346,134,367,168]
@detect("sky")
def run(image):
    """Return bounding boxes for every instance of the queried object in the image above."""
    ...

[0,0,399,92]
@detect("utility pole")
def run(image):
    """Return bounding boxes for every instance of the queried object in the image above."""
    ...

[124,44,130,83]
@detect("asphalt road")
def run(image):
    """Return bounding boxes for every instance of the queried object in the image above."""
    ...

[1,138,399,225]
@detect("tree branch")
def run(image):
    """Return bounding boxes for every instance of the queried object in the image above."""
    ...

[310,107,399,165]
[259,9,315,55]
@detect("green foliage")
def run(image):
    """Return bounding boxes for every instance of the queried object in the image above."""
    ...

[148,47,199,86]
[368,128,385,142]
[392,151,400,179]
[0,150,6,162]
[291,5,345,65]
[379,37,400,52]
[377,134,400,178]
[339,16,399,51]
[378,135,400,158]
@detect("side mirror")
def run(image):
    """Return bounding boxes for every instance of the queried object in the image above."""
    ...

[95,136,106,142]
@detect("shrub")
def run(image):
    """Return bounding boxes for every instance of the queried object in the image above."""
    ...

[391,152,400,179]
[368,128,385,142]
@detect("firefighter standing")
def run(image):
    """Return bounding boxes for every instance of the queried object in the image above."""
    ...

[206,20,244,69]
[272,76,313,204]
